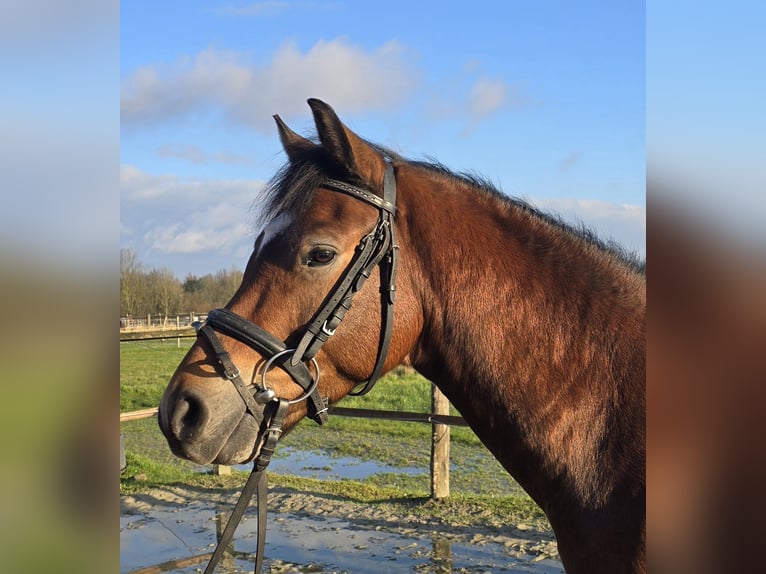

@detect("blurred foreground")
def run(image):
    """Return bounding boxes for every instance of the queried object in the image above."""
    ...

[3,2,766,572]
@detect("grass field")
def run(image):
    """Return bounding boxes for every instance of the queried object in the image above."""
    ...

[120,338,192,411]
[120,338,529,503]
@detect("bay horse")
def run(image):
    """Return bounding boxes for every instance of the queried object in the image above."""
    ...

[159,99,645,573]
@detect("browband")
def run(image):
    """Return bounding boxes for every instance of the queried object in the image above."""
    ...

[322,177,396,215]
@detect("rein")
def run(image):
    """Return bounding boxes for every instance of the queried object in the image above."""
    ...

[196,164,398,573]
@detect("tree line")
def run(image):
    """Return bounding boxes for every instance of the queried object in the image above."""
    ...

[120,249,243,318]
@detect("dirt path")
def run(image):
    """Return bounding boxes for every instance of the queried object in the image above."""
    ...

[121,485,562,573]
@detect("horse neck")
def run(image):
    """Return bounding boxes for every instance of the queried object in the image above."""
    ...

[399,166,645,521]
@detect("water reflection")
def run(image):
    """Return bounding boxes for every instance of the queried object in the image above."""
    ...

[213,506,237,572]
[121,498,563,574]
[432,536,453,572]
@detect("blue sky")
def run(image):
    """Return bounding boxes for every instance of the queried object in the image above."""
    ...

[121,1,645,278]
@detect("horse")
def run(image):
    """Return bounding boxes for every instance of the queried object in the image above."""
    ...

[159,98,646,573]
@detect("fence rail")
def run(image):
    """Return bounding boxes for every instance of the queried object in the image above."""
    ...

[120,312,207,332]
[120,329,197,341]
[120,405,466,427]
[125,551,214,574]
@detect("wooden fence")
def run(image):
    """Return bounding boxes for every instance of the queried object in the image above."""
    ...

[120,312,206,331]
[120,332,466,499]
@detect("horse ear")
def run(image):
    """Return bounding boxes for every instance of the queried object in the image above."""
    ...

[273,114,316,162]
[307,98,386,188]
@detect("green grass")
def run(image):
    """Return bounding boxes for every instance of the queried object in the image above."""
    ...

[121,451,192,489]
[120,339,192,411]
[120,338,535,520]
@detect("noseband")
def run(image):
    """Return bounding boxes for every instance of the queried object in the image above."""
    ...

[195,164,398,573]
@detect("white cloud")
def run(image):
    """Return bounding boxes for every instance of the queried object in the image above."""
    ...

[120,164,178,199]
[120,164,262,203]
[157,144,206,164]
[121,39,418,130]
[469,76,508,122]
[427,69,532,136]
[120,165,265,259]
[156,144,254,166]
[144,222,251,255]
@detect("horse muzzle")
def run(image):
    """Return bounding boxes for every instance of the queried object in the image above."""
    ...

[158,307,328,465]
[158,374,267,465]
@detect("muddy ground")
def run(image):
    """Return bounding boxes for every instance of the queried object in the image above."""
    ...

[121,484,563,573]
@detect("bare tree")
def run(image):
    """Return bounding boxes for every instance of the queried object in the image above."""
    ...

[181,268,243,312]
[147,268,182,326]
[120,249,144,318]
[120,251,244,321]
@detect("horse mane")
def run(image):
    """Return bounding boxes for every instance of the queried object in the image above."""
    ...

[261,143,645,276]
[408,157,645,275]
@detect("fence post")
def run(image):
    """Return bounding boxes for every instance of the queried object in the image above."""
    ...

[430,383,450,499]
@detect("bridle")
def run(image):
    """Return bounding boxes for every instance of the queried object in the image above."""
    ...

[196,163,398,573]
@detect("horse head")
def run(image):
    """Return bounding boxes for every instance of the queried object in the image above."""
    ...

[158,99,421,465]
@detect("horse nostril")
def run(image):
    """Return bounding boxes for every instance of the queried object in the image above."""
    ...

[170,394,207,441]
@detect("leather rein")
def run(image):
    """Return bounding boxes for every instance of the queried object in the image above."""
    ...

[196,164,398,573]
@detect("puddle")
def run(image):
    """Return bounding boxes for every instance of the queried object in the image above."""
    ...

[213,447,424,480]
[121,496,563,573]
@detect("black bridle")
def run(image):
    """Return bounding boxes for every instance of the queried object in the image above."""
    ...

[196,163,398,573]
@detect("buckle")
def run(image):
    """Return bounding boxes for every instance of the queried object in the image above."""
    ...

[321,320,336,337]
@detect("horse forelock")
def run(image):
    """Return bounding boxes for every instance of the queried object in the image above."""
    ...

[260,149,328,227]
[261,140,401,227]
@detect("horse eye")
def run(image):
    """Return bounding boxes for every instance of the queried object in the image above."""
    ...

[307,247,336,267]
